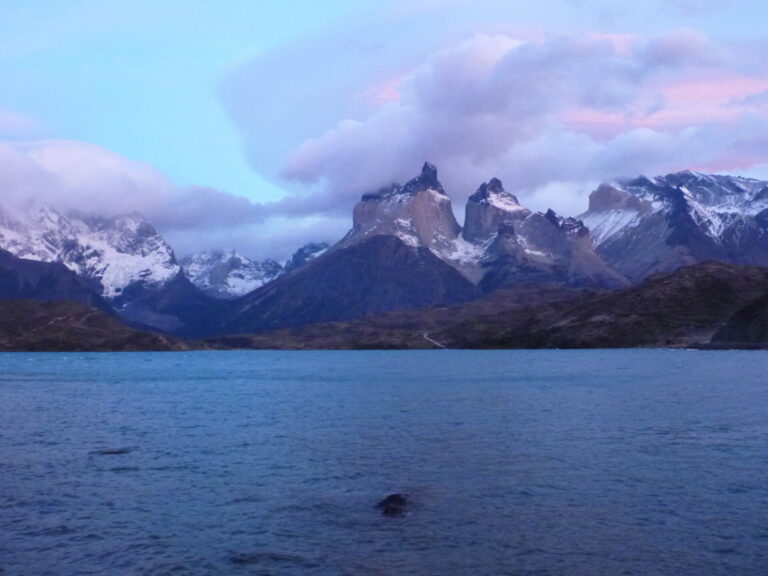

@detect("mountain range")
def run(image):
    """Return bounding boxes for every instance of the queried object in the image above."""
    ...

[3,162,768,348]
[580,170,768,280]
[206,262,768,350]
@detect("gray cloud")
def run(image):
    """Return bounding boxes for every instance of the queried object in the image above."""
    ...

[275,31,765,218]
[0,139,326,259]
[729,89,768,108]
[5,2,768,261]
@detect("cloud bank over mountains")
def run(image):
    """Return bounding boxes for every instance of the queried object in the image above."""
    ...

[233,28,768,219]
[3,0,768,258]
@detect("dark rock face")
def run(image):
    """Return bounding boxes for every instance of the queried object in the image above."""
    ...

[113,272,230,337]
[0,247,207,347]
[376,493,408,516]
[403,162,444,195]
[283,242,330,273]
[346,163,461,258]
[581,171,768,281]
[218,235,480,335]
[711,291,768,346]
[459,177,627,291]
[0,248,107,310]
[463,178,527,244]
[479,210,629,292]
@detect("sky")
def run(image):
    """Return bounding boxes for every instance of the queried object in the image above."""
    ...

[2,0,768,259]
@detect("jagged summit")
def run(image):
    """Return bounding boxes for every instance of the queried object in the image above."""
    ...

[468,177,517,203]
[487,177,503,192]
[341,163,626,290]
[283,242,329,273]
[182,242,331,299]
[402,161,444,195]
[464,177,527,243]
[581,170,768,280]
[181,250,282,299]
[359,162,446,203]
[345,162,461,255]
[0,201,179,299]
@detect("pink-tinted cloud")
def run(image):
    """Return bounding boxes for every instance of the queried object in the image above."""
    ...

[358,78,403,105]
[277,30,768,217]
[727,88,768,108]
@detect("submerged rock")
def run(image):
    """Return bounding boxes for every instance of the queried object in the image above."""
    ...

[229,552,315,568]
[376,493,408,516]
[90,447,133,456]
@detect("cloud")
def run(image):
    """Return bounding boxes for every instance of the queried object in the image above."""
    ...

[269,31,768,217]
[0,139,325,259]
[0,109,44,139]
[6,2,768,261]
[0,139,176,215]
[729,89,768,108]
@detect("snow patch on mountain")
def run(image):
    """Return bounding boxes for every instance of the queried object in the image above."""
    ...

[342,164,624,289]
[0,202,179,298]
[580,209,641,246]
[583,171,768,247]
[284,242,330,273]
[181,250,282,299]
[344,163,462,256]
[579,170,768,280]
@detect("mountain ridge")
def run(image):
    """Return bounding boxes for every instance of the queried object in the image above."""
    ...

[3,164,768,342]
[580,170,768,280]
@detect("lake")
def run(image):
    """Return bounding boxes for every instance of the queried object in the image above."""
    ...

[1,350,767,575]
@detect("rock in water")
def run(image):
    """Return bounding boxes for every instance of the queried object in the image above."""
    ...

[90,447,133,455]
[376,493,408,516]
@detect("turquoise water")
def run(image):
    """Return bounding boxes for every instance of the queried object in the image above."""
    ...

[1,350,767,575]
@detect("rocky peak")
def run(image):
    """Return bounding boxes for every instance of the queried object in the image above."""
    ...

[402,162,444,195]
[463,177,527,243]
[333,163,626,292]
[481,205,628,291]
[284,242,330,273]
[580,170,768,281]
[0,202,179,299]
[468,177,518,204]
[181,249,283,299]
[487,177,504,193]
[346,162,461,254]
[586,184,648,213]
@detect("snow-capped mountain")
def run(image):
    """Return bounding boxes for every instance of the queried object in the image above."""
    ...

[340,163,625,289]
[580,171,768,280]
[180,250,282,299]
[462,177,527,243]
[342,162,462,254]
[339,162,491,282]
[220,164,482,333]
[217,163,629,335]
[0,202,225,336]
[283,242,329,273]
[181,243,332,299]
[464,178,627,289]
[0,202,179,298]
